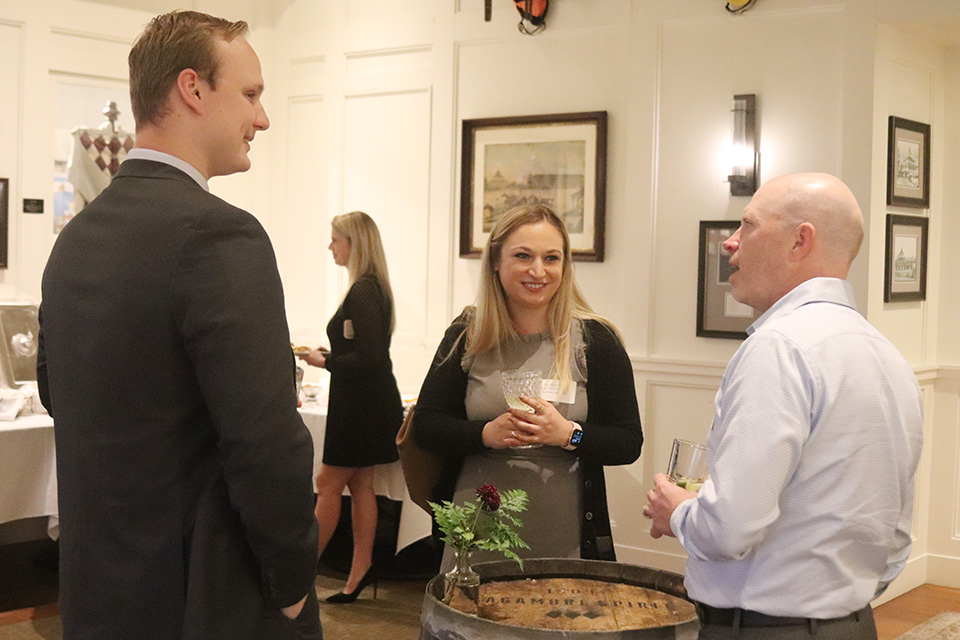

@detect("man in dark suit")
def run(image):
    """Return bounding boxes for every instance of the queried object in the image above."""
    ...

[37,11,321,639]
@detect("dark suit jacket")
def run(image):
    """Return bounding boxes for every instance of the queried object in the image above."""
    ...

[37,160,320,640]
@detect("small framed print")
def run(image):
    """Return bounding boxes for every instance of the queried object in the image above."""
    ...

[697,221,754,339]
[460,111,607,261]
[884,214,928,303]
[886,116,931,208]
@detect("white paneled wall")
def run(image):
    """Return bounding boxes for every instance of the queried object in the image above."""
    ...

[0,20,22,301]
[342,88,432,339]
[868,25,943,366]
[281,94,328,345]
[652,8,845,362]
[614,362,725,575]
[927,370,960,587]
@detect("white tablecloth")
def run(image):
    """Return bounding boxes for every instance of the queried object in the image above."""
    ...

[0,408,433,553]
[0,414,59,538]
[298,404,433,553]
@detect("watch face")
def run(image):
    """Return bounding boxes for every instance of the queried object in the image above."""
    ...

[570,428,583,445]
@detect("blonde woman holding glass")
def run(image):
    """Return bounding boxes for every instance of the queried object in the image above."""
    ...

[412,204,642,570]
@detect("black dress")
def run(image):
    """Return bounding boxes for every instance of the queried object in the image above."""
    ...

[323,274,403,467]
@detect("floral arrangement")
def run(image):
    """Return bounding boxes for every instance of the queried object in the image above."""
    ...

[429,484,529,566]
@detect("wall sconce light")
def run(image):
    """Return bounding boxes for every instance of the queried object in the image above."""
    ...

[728,94,758,196]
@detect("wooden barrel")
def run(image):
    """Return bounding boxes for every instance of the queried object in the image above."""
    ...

[419,558,700,640]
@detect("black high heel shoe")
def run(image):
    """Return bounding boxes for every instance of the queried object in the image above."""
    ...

[325,566,378,603]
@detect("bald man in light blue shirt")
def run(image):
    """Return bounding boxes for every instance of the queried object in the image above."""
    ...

[645,173,923,640]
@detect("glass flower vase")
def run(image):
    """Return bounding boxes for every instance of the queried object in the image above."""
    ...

[443,548,480,606]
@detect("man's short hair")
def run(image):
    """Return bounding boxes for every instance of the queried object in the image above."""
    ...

[128,10,248,128]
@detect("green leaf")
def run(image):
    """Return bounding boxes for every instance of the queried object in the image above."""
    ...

[429,487,529,562]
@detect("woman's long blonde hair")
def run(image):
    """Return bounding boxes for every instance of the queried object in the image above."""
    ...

[331,211,395,333]
[463,204,617,390]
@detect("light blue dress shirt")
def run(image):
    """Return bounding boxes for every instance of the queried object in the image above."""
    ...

[672,277,923,618]
[125,148,209,192]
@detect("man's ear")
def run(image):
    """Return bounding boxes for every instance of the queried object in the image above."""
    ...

[791,222,816,261]
[176,68,205,115]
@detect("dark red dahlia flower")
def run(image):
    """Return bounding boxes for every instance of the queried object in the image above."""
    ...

[476,484,501,511]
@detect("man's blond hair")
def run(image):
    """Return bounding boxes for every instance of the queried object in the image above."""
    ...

[129,10,248,128]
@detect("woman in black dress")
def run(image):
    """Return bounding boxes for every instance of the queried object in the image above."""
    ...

[297,211,403,602]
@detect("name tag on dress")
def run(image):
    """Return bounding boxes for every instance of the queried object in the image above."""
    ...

[541,379,576,404]
[343,319,355,339]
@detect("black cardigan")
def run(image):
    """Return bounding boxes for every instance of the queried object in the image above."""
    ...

[412,313,643,560]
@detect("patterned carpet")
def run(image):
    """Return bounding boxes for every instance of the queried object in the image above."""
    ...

[0,573,429,640]
[894,612,960,640]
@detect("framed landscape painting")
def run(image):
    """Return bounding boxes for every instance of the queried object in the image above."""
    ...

[460,111,607,261]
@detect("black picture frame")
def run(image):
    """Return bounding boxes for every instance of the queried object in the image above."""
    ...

[886,116,931,208]
[460,111,607,261]
[0,178,8,269]
[884,214,928,303]
[697,221,754,339]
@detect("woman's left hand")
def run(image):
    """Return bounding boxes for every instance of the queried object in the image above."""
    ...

[298,348,327,369]
[508,396,574,448]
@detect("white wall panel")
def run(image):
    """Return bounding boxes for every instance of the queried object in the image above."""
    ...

[613,376,719,571]
[345,46,431,77]
[282,95,328,347]
[289,56,326,98]
[454,30,634,334]
[927,370,960,588]
[342,89,432,341]
[49,29,131,79]
[651,8,843,361]
[343,0,435,51]
[868,27,942,367]
[0,21,22,301]
[938,50,960,365]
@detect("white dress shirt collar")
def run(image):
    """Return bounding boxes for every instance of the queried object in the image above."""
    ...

[748,277,856,336]
[125,149,209,192]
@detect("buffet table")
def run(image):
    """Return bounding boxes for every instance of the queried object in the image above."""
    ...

[0,414,59,538]
[297,403,433,553]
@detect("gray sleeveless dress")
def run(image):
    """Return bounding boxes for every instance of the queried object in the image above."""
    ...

[440,329,588,572]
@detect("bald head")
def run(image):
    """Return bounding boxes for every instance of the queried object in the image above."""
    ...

[764,172,864,270]
[723,173,865,313]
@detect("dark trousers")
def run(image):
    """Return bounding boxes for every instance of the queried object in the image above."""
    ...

[697,603,876,640]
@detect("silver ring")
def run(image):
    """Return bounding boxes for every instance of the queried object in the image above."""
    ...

[510,430,517,439]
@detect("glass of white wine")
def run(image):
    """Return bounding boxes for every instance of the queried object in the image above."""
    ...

[666,438,708,492]
[501,369,542,449]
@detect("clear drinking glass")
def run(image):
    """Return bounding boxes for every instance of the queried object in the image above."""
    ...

[301,383,319,404]
[666,438,708,492]
[501,369,542,449]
